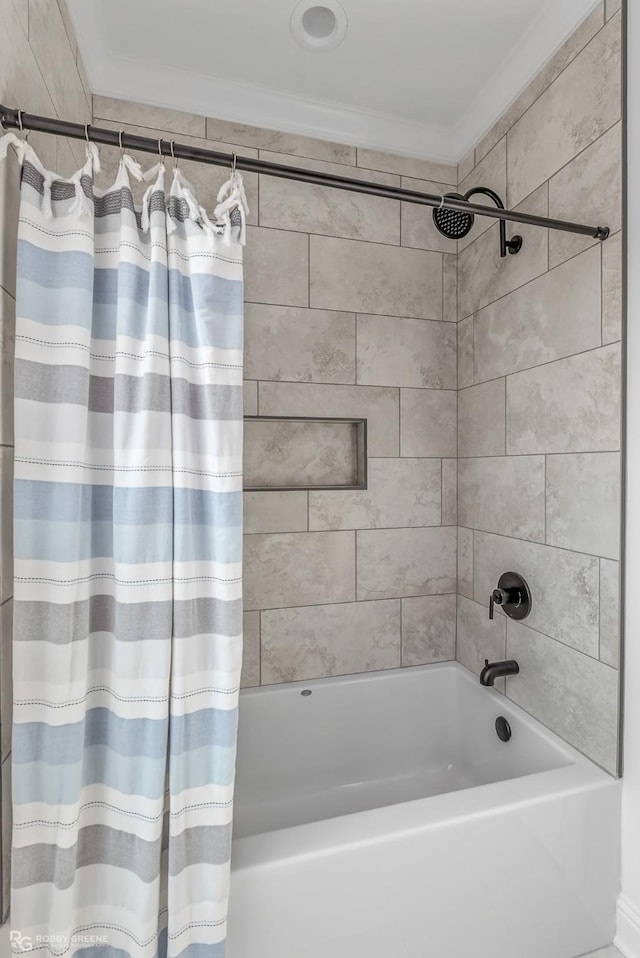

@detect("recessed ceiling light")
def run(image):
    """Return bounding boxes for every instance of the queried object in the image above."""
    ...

[290,0,348,52]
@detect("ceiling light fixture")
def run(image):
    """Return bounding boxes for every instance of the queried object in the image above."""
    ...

[290,0,348,52]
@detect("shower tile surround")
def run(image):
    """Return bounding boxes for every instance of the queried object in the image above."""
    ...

[76,6,626,770]
[0,1,624,910]
[455,7,622,774]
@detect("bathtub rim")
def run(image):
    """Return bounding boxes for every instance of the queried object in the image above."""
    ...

[232,661,618,872]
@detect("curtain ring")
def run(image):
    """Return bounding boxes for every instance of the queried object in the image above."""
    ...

[158,138,165,165]
[438,195,445,210]
[119,130,124,158]
[85,123,91,143]
[17,109,29,140]
[231,152,237,174]
[170,140,178,170]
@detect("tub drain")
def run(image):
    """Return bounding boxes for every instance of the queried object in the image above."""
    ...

[495,716,512,742]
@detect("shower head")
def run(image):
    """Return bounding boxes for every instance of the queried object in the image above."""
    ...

[432,186,522,256]
[432,192,474,239]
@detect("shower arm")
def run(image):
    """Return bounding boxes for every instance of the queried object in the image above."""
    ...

[0,105,611,242]
[464,186,523,257]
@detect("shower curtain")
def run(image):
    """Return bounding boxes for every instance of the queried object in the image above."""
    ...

[0,132,246,957]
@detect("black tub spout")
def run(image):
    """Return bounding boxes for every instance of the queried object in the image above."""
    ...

[480,659,520,687]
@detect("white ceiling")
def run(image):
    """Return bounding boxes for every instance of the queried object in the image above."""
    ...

[68,0,601,162]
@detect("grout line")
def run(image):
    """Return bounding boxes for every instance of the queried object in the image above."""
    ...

[468,313,475,387]
[470,340,620,391]
[246,593,459,616]
[249,220,454,254]
[244,454,458,463]
[244,526,458,538]
[256,162,260,227]
[354,530,359,601]
[455,522,617,564]
[244,298,451,324]
[470,529,475,602]
[458,448,620,459]
[248,375,455,390]
[544,455,547,543]
[0,285,16,303]
[545,179,551,272]
[598,557,602,662]
[454,557,459,663]
[505,129,510,210]
[503,375,508,455]
[248,591,458,606]
[354,313,359,385]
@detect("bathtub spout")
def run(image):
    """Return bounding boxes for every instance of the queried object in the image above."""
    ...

[480,659,520,686]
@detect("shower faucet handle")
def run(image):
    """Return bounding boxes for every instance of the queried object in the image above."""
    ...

[488,573,532,621]
[489,588,508,620]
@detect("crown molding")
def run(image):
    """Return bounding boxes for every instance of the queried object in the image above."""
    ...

[68,0,602,165]
[86,51,458,161]
[450,0,602,157]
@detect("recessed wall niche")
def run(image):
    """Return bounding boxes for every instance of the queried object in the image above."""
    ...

[243,417,367,491]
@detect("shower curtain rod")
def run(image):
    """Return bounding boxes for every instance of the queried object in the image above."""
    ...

[0,105,610,241]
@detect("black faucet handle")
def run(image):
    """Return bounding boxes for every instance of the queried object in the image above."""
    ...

[489,585,525,620]
[489,588,505,619]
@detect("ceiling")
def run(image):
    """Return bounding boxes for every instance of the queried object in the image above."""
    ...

[68,0,601,162]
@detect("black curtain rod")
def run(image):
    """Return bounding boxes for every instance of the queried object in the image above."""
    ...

[0,105,610,241]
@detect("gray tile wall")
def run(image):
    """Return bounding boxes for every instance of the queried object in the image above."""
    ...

[91,5,623,775]
[456,3,623,775]
[0,0,92,923]
[87,93,461,694]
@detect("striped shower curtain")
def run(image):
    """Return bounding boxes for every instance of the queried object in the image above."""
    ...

[1,133,246,957]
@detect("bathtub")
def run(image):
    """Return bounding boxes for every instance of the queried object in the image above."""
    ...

[227,662,621,958]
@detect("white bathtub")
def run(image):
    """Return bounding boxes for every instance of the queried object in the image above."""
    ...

[228,662,621,958]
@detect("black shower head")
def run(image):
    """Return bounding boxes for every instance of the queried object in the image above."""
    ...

[432,186,523,256]
[432,192,474,239]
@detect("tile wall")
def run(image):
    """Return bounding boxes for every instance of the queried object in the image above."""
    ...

[0,0,92,922]
[89,96,461,690]
[456,3,623,774]
[91,4,623,773]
